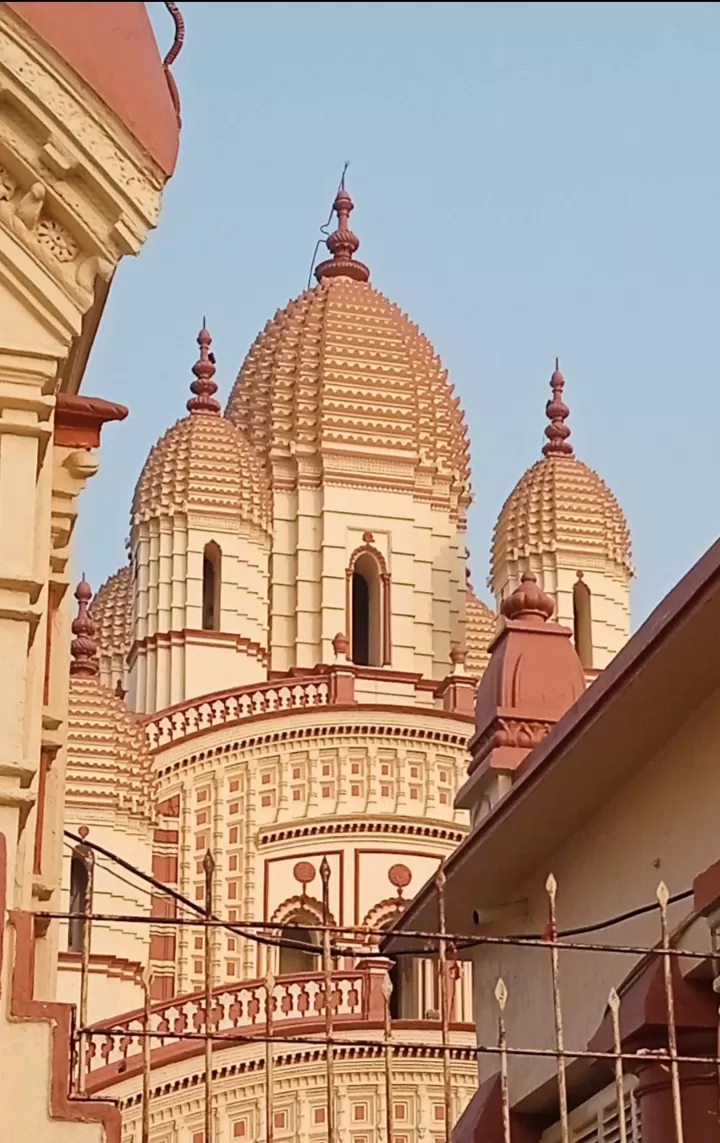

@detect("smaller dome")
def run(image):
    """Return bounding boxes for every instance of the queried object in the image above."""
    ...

[465,588,497,676]
[90,564,131,663]
[67,580,153,823]
[132,326,272,531]
[490,364,632,587]
[68,678,154,823]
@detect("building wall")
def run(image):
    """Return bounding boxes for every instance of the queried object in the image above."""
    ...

[57,817,151,1023]
[148,705,472,998]
[93,1034,479,1143]
[130,513,270,714]
[470,680,720,1109]
[270,483,467,679]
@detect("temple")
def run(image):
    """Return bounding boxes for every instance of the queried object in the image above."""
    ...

[3,6,710,1143]
[56,180,635,1140]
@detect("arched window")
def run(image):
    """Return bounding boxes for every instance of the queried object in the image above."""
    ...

[68,853,89,953]
[347,545,390,667]
[278,923,319,976]
[573,574,593,669]
[202,542,222,632]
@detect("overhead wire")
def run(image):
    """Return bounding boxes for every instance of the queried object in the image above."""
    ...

[64,830,697,959]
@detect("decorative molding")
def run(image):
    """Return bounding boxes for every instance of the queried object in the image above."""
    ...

[470,715,556,769]
[113,1039,476,1110]
[130,628,269,669]
[155,716,471,781]
[54,392,128,448]
[269,894,336,928]
[259,820,466,847]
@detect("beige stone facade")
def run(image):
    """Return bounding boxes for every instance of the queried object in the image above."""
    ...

[55,193,634,1143]
[0,12,637,1143]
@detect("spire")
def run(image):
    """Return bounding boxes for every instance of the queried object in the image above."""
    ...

[186,322,220,415]
[315,183,370,284]
[542,358,573,458]
[70,576,99,677]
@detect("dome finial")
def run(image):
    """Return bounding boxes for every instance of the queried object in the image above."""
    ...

[315,179,370,284]
[542,358,573,458]
[70,576,99,677]
[187,322,220,415]
[501,571,555,623]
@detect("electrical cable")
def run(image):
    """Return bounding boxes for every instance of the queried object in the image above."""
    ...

[65,830,331,958]
[64,830,697,960]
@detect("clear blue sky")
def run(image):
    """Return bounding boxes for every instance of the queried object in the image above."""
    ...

[77,1,720,626]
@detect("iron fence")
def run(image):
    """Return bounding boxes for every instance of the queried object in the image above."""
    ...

[46,831,720,1143]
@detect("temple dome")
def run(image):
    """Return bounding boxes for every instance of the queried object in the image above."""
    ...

[225,188,470,510]
[490,364,631,591]
[491,455,632,584]
[465,589,497,676]
[66,580,153,823]
[90,564,131,663]
[132,326,272,532]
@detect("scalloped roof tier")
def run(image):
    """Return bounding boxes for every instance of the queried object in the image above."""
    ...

[490,454,632,587]
[225,190,470,508]
[67,578,153,823]
[465,589,497,676]
[132,411,272,529]
[90,564,131,661]
[67,676,154,823]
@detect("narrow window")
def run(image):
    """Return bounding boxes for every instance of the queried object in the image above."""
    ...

[202,542,222,631]
[351,552,382,666]
[278,924,319,975]
[573,575,593,669]
[351,571,370,665]
[68,854,89,953]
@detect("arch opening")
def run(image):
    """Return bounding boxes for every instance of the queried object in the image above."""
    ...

[351,551,383,667]
[202,542,222,632]
[573,575,593,669]
[278,922,319,976]
[68,853,89,953]
[379,915,419,1019]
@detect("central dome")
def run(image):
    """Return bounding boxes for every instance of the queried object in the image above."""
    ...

[225,188,470,505]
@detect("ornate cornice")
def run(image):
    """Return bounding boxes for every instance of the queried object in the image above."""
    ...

[152,707,472,772]
[0,6,172,364]
[259,819,467,846]
[54,393,127,449]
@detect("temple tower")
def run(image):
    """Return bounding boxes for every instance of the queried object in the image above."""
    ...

[490,362,632,672]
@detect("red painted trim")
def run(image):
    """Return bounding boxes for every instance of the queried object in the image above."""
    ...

[54,393,127,449]
[33,749,52,876]
[149,701,473,755]
[43,586,59,706]
[84,1017,475,1093]
[7,2,180,176]
[7,905,121,1140]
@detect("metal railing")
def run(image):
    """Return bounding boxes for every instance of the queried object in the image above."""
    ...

[47,835,720,1143]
